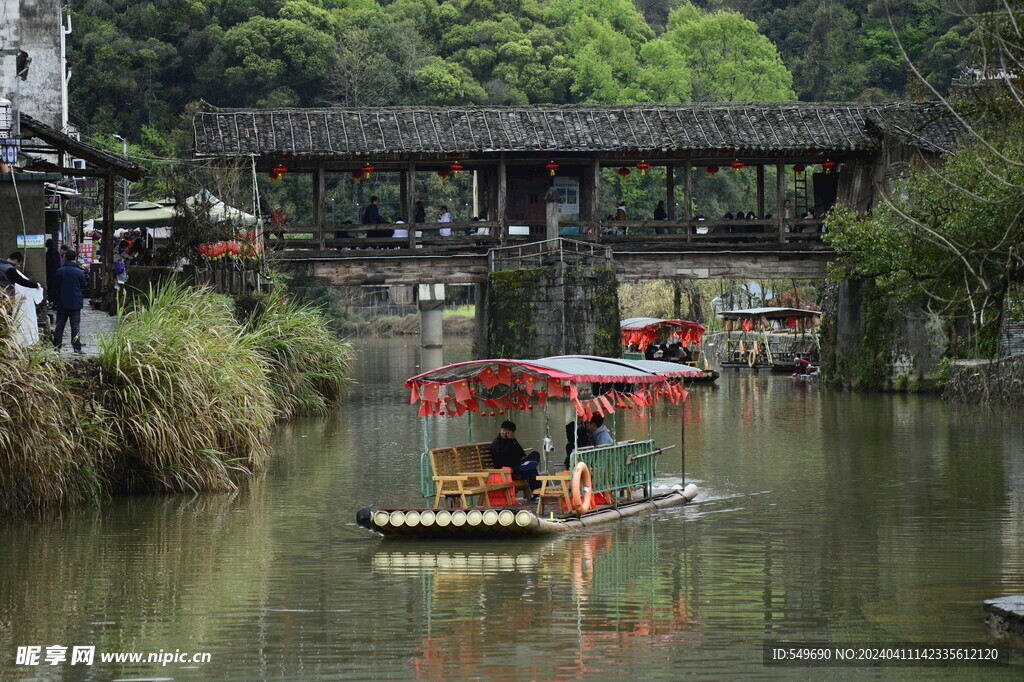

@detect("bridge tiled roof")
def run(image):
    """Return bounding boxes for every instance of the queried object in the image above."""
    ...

[193,101,960,158]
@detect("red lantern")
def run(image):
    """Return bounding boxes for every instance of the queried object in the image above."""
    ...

[617,167,631,179]
[545,161,559,176]
[793,164,806,178]
[351,171,363,184]
[268,171,280,183]
[706,166,719,178]
[730,159,744,174]
[636,160,651,176]
[361,163,375,179]
[822,159,836,174]
[449,161,464,177]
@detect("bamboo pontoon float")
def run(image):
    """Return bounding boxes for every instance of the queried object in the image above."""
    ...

[620,317,719,384]
[357,355,704,539]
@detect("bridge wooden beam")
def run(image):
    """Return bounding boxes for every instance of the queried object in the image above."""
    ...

[286,245,832,286]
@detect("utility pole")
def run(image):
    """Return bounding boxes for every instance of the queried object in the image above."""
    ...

[112,134,128,210]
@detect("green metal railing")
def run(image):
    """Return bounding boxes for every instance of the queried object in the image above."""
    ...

[571,439,659,506]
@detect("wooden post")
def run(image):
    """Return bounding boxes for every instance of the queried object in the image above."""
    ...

[545,187,559,241]
[665,163,675,234]
[312,162,326,250]
[756,164,765,219]
[590,158,601,238]
[684,161,693,242]
[776,161,786,243]
[101,172,116,303]
[497,153,507,245]
[406,160,417,249]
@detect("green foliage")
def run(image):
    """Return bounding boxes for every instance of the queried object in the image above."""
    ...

[825,115,1024,357]
[99,281,275,493]
[235,291,355,418]
[0,303,111,515]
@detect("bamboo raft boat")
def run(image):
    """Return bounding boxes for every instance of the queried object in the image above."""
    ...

[357,355,703,539]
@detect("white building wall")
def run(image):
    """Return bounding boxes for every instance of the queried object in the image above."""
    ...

[1,0,67,132]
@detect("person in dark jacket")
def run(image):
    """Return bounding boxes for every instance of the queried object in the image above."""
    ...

[45,238,61,304]
[490,420,539,498]
[52,249,87,354]
[363,196,391,238]
[0,252,40,296]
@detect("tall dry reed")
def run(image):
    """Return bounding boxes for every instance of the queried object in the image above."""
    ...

[99,281,275,493]
[235,291,354,419]
[0,302,110,514]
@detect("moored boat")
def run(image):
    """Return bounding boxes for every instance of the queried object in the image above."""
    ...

[620,317,719,383]
[717,307,821,371]
[357,355,704,539]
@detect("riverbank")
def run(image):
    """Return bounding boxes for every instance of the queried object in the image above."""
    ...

[943,355,1024,408]
[0,283,354,516]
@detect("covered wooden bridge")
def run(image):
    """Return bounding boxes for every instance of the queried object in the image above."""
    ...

[192,100,959,268]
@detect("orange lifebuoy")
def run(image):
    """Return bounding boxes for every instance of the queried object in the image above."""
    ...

[570,461,593,513]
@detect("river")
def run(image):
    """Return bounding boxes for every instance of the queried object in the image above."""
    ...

[2,337,1022,680]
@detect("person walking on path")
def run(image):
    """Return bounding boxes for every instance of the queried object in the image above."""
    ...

[52,249,87,354]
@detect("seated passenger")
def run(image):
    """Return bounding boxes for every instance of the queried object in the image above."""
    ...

[644,344,657,360]
[585,415,613,446]
[564,421,590,470]
[489,420,538,498]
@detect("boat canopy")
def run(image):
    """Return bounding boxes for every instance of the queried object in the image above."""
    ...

[718,307,820,332]
[406,355,702,420]
[620,318,707,351]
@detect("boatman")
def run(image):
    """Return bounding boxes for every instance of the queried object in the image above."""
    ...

[489,420,539,500]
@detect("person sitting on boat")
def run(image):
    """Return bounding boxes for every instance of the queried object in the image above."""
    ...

[585,415,613,446]
[564,421,590,470]
[664,344,685,363]
[490,420,539,499]
[793,355,815,376]
[643,344,657,360]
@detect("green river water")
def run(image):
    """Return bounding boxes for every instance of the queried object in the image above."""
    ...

[2,337,1023,680]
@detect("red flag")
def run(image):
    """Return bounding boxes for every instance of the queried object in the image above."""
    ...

[523,375,535,394]
[409,384,420,404]
[571,397,586,417]
[478,367,499,388]
[418,401,434,417]
[548,379,563,398]
[537,392,547,407]
[422,382,440,403]
[497,365,512,385]
[599,394,614,413]
[452,380,472,403]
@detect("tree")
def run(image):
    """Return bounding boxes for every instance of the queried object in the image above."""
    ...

[662,2,796,102]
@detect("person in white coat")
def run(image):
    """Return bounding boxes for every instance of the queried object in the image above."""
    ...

[7,252,43,346]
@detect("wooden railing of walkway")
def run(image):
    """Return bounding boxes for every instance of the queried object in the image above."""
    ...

[267,218,828,255]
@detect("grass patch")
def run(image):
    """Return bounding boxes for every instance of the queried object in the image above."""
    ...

[235,291,355,419]
[99,281,275,493]
[0,302,111,514]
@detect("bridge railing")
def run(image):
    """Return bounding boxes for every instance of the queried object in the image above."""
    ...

[488,238,614,272]
[263,219,826,254]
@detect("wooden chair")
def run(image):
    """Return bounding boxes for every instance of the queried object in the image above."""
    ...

[428,446,516,509]
[535,471,572,515]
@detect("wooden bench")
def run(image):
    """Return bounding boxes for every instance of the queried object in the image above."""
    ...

[428,443,517,508]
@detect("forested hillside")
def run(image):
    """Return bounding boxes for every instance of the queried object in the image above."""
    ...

[70,0,975,155]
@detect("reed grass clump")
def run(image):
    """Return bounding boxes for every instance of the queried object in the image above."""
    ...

[99,281,274,493]
[0,303,111,514]
[235,291,354,419]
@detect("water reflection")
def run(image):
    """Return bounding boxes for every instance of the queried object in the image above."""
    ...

[1,338,1023,680]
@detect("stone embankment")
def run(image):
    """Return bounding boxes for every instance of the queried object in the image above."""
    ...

[943,356,1024,407]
